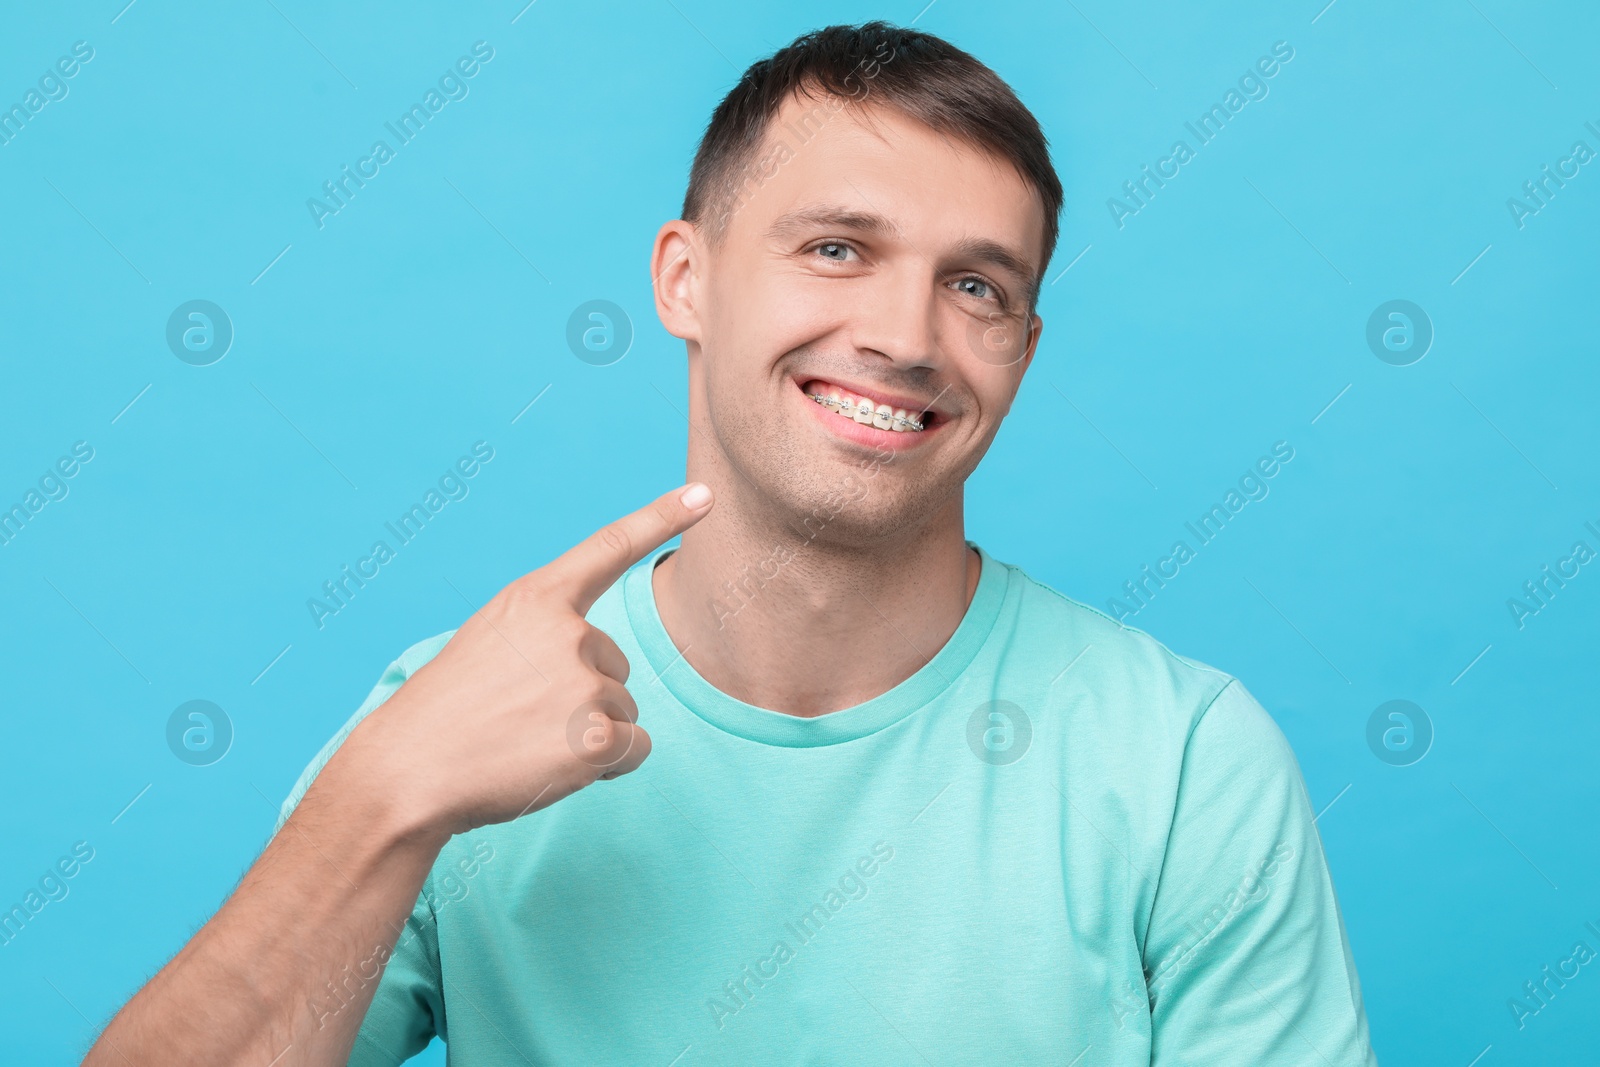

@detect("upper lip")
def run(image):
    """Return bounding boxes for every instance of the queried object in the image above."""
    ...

[797,376,946,417]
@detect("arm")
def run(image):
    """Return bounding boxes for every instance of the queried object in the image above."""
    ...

[84,750,449,1065]
[1143,680,1377,1066]
[85,483,715,1067]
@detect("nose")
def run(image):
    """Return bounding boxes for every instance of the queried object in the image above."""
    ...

[846,262,943,370]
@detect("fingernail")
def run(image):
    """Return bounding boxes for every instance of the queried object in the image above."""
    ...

[680,482,712,510]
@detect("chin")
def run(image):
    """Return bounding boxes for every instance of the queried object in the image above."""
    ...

[784,463,936,546]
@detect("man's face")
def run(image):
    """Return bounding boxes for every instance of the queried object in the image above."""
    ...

[655,89,1047,543]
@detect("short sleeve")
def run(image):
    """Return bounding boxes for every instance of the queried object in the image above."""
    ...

[1142,680,1377,1066]
[273,632,457,1066]
[274,630,457,832]
[342,891,445,1067]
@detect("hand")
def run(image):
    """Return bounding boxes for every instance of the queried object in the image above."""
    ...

[332,482,714,840]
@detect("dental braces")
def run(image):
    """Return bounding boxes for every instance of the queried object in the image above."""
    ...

[808,391,925,432]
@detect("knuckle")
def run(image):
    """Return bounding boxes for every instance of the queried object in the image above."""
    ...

[564,695,634,770]
[597,523,632,563]
[505,571,551,608]
[576,673,612,705]
[612,691,640,725]
[575,620,604,652]
[537,609,584,647]
[585,630,629,681]
[557,612,592,648]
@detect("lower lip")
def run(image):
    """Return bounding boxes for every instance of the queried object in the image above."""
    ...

[794,380,942,453]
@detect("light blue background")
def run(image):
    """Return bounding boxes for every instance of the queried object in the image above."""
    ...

[2,1,1595,1063]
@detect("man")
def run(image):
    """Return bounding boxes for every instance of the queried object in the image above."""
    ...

[90,22,1377,1066]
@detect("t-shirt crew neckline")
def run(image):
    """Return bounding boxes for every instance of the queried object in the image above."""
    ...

[622,540,1009,748]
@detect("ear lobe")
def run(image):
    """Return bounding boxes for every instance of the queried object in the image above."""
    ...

[652,220,701,343]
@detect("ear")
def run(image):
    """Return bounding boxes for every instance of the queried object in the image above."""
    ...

[1004,312,1044,408]
[1019,312,1043,377]
[652,219,703,343]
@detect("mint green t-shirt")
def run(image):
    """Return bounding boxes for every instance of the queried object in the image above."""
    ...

[278,542,1377,1065]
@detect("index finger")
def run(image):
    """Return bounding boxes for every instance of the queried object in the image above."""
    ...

[541,482,714,613]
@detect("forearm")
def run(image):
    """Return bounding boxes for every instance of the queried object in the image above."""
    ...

[87,752,447,1066]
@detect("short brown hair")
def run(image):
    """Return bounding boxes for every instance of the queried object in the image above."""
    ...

[681,21,1063,306]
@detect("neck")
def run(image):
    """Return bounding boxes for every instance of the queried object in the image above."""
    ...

[652,478,979,718]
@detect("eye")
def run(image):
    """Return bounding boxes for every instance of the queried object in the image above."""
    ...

[951,275,1004,305]
[812,241,857,262]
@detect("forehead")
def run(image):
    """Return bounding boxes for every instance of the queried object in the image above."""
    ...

[721,89,1046,269]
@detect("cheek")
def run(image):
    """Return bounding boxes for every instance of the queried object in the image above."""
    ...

[709,275,838,383]
[755,263,841,333]
[955,358,1021,425]
[952,301,1033,373]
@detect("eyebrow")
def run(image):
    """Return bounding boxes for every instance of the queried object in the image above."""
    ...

[765,205,896,242]
[948,236,1040,310]
[765,204,1040,308]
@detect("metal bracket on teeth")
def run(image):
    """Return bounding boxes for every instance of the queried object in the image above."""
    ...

[810,392,923,431]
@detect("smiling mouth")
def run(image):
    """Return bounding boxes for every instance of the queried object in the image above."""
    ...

[800,379,934,433]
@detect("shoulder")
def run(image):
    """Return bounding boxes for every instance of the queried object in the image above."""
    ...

[1002,558,1235,717]
[997,559,1312,860]
[274,629,458,830]
[991,554,1295,775]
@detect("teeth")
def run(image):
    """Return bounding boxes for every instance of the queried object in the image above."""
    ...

[805,387,924,432]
